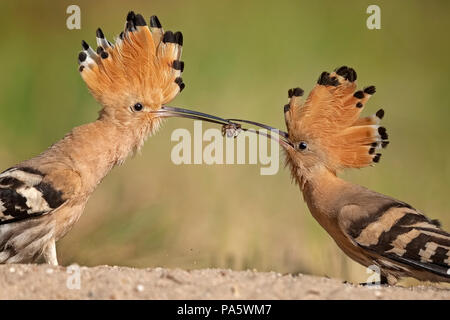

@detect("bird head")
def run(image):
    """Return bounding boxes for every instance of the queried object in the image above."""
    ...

[78,11,228,137]
[228,66,388,187]
[282,66,388,177]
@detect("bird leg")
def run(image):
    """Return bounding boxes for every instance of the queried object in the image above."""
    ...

[359,274,391,286]
[42,240,58,266]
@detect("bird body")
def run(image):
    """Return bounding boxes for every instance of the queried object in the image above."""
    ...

[298,165,448,284]
[1,117,155,254]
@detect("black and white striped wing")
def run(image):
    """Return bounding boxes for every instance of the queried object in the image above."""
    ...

[0,167,65,224]
[343,202,450,279]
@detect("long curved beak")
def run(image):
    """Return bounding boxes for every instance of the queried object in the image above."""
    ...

[152,106,234,126]
[225,118,293,148]
[151,105,293,148]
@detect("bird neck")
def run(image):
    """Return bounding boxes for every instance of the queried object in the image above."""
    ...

[297,165,349,222]
[302,165,344,196]
[37,117,159,194]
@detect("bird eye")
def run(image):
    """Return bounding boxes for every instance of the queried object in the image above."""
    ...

[298,142,307,150]
[132,103,143,112]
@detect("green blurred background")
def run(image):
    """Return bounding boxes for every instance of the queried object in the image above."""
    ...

[0,0,449,284]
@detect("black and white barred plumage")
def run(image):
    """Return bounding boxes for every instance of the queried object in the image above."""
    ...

[0,167,68,264]
[341,196,450,283]
[0,167,65,225]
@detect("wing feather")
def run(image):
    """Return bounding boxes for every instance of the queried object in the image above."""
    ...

[0,167,66,225]
[340,200,450,279]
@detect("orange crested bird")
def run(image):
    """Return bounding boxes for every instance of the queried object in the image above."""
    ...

[0,11,234,265]
[227,66,450,285]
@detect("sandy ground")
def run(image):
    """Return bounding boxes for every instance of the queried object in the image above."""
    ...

[0,264,449,300]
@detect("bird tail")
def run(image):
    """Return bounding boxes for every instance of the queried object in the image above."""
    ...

[77,11,185,109]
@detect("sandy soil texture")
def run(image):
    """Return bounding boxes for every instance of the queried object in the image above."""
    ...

[0,264,449,300]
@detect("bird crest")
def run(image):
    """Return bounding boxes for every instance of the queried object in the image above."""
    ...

[284,66,388,172]
[77,11,185,111]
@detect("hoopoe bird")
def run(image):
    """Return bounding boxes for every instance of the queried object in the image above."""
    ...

[228,66,450,285]
[0,11,229,265]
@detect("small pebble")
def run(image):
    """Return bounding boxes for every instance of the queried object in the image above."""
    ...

[9,267,15,273]
[306,289,320,295]
[46,268,54,274]
[136,284,145,292]
[231,285,239,297]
